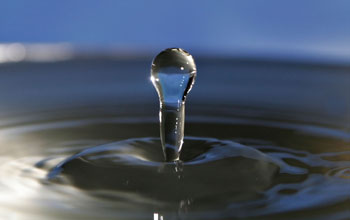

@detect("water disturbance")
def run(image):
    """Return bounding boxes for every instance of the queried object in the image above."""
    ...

[0,53,349,220]
[151,48,197,161]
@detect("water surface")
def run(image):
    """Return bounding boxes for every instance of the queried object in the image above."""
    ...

[0,57,349,220]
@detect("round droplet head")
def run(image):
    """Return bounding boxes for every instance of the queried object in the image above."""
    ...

[151,48,197,104]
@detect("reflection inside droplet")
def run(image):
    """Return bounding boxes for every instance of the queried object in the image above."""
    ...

[151,48,197,161]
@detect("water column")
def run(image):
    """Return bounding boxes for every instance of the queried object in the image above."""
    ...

[151,48,197,161]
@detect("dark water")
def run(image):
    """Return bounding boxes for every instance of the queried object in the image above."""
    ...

[0,57,349,220]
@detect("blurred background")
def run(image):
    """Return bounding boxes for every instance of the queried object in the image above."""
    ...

[1,0,350,63]
[0,0,349,127]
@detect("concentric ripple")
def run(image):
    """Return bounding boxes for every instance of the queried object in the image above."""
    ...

[46,137,280,205]
[0,114,349,220]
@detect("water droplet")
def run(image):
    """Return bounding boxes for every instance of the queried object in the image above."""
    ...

[151,48,197,161]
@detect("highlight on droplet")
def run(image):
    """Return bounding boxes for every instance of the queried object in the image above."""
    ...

[150,48,197,162]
